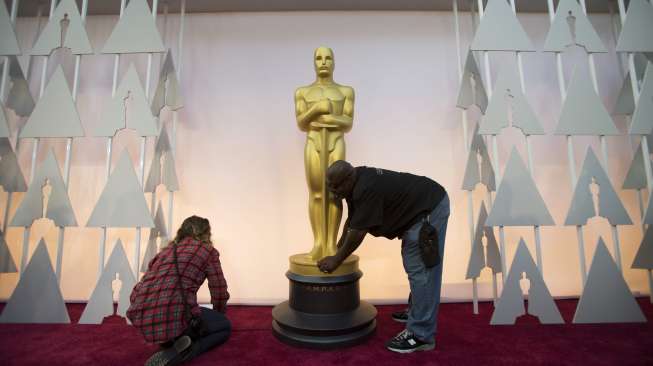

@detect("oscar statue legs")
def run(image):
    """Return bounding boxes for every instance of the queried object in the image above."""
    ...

[305,139,325,260]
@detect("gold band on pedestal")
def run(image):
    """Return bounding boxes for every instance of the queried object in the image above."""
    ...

[289,254,359,276]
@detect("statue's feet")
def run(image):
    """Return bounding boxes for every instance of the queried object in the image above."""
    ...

[323,243,337,257]
[308,246,323,262]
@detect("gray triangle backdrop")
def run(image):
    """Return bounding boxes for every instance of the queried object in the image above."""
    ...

[485,148,555,227]
[491,239,563,325]
[632,225,653,270]
[555,66,618,136]
[18,66,85,138]
[462,124,496,191]
[79,240,136,324]
[30,0,93,55]
[456,50,488,112]
[616,0,653,53]
[140,202,169,272]
[479,67,544,135]
[0,1,20,55]
[0,138,27,192]
[622,142,652,190]
[542,0,606,53]
[10,150,77,227]
[89,64,157,137]
[0,229,17,273]
[4,55,35,117]
[564,148,632,226]
[86,150,155,228]
[144,128,179,192]
[470,0,534,52]
[0,104,9,137]
[101,0,165,54]
[152,50,184,116]
[629,62,653,136]
[466,202,501,279]
[573,238,646,323]
[0,239,70,323]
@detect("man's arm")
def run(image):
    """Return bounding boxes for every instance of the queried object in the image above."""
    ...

[317,227,367,273]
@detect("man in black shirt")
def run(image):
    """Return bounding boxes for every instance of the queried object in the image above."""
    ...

[318,160,449,353]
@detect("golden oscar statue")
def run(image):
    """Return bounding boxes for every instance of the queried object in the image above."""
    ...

[289,46,359,276]
[272,47,376,348]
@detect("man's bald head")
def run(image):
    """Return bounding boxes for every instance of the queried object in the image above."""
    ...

[327,160,356,200]
[327,160,353,183]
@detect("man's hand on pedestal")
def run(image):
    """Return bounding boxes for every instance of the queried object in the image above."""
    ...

[318,256,342,274]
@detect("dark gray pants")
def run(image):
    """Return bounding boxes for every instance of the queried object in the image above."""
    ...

[161,307,231,360]
[190,307,231,358]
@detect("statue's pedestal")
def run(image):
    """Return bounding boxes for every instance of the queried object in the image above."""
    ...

[272,254,377,349]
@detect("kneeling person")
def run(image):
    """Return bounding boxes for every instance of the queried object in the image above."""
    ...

[127,216,231,366]
[318,160,449,353]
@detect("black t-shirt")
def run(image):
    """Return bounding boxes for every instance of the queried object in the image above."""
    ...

[345,166,446,239]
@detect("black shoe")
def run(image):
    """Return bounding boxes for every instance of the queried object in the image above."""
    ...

[391,309,409,323]
[145,336,192,366]
[385,329,435,353]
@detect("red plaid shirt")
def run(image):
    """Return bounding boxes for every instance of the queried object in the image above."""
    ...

[127,237,229,343]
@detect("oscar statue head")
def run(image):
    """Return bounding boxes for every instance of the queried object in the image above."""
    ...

[314,46,335,79]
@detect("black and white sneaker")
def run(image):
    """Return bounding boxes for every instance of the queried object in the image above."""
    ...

[145,335,192,366]
[385,329,435,353]
[391,309,409,323]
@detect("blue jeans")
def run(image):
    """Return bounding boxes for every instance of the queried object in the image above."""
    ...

[186,307,231,359]
[401,193,449,344]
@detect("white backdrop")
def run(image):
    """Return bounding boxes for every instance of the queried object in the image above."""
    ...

[0,10,647,305]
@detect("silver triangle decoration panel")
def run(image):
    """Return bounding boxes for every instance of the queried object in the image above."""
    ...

[0,229,17,273]
[629,62,653,136]
[0,1,20,56]
[144,127,179,192]
[18,66,85,138]
[3,55,35,117]
[86,150,155,228]
[0,138,27,193]
[79,240,136,324]
[573,238,646,323]
[10,150,77,228]
[101,0,165,54]
[152,50,184,116]
[470,0,535,52]
[490,239,563,325]
[564,147,632,226]
[140,202,169,272]
[456,50,488,112]
[89,64,157,137]
[616,0,653,53]
[0,103,9,138]
[542,0,606,53]
[478,67,544,136]
[554,66,618,136]
[485,148,555,227]
[29,0,93,56]
[0,239,70,323]
[632,225,653,270]
[466,202,502,280]
[622,142,651,190]
[462,124,496,191]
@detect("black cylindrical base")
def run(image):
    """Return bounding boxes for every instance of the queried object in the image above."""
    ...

[272,271,377,349]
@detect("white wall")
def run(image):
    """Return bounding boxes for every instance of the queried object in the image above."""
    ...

[0,11,647,305]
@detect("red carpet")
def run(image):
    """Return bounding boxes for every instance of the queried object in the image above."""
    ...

[1,299,652,366]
